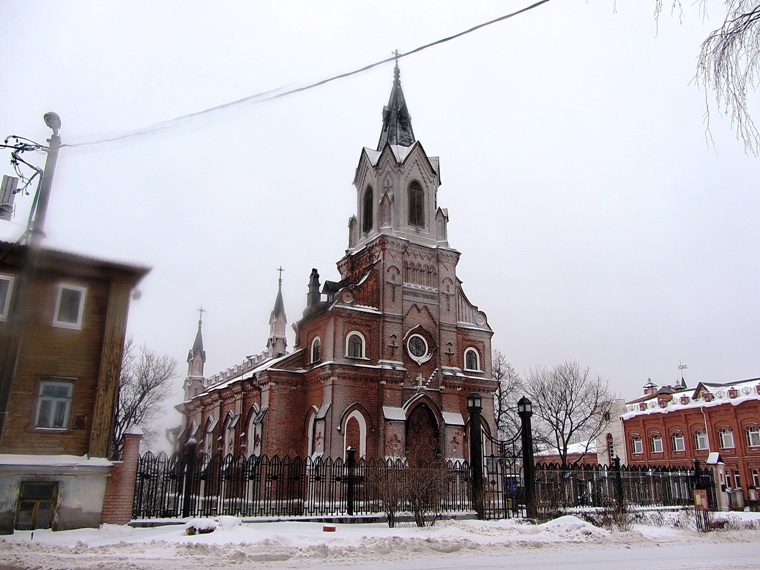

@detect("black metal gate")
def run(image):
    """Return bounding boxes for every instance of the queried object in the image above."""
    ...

[480,429,525,520]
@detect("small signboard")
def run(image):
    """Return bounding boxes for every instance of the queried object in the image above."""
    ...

[694,489,709,511]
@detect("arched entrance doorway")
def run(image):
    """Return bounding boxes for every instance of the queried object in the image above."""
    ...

[405,404,440,466]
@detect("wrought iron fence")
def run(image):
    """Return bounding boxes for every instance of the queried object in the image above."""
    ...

[534,462,716,515]
[132,451,474,520]
[133,449,717,521]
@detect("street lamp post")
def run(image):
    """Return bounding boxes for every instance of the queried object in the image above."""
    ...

[468,392,485,519]
[0,114,62,439]
[517,396,537,519]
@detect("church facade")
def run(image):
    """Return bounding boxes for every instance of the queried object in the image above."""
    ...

[178,66,497,463]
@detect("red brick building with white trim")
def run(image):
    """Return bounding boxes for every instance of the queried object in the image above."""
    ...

[178,65,497,464]
[621,377,760,506]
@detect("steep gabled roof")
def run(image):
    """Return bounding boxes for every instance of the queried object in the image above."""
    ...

[377,62,415,150]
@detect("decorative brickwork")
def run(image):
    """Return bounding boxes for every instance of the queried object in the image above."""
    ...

[622,378,760,506]
[178,66,498,465]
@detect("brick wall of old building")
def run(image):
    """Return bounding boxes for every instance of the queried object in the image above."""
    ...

[101,430,142,524]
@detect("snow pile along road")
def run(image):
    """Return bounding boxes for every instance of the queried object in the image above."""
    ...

[0,512,758,570]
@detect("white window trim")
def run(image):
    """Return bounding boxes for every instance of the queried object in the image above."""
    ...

[342,409,367,459]
[632,437,643,455]
[463,348,480,371]
[35,379,74,430]
[406,333,432,365]
[0,274,14,321]
[53,283,87,330]
[651,435,663,453]
[747,427,760,448]
[345,331,366,359]
[672,433,686,452]
[311,337,321,363]
[719,428,735,449]
[695,431,709,451]
[307,408,317,457]
[223,413,235,456]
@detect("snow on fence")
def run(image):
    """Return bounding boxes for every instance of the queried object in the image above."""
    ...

[534,462,716,515]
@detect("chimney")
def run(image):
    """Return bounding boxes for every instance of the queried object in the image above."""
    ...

[643,378,658,396]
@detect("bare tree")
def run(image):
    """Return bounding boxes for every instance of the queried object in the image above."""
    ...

[523,360,613,467]
[492,350,523,441]
[656,1,760,154]
[112,338,177,458]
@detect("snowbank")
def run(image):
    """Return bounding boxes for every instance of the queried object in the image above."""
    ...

[0,512,758,569]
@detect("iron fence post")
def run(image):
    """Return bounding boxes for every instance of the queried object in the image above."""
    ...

[613,455,624,512]
[182,438,197,518]
[346,446,356,516]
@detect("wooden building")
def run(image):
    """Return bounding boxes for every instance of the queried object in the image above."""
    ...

[0,241,148,533]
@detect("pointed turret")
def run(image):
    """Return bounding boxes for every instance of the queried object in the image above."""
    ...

[266,268,288,358]
[377,62,415,150]
[184,311,207,400]
[352,64,444,251]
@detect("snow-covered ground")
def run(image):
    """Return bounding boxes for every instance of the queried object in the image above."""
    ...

[1,511,759,569]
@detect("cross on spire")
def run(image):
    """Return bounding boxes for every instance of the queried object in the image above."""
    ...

[277,266,284,287]
[197,306,205,325]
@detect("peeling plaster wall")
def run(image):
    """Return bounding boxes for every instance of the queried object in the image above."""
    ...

[0,458,111,534]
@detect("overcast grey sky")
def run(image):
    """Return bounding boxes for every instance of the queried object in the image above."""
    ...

[1,1,758,411]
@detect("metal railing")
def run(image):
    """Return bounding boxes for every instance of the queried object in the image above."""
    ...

[534,461,716,514]
[132,451,474,520]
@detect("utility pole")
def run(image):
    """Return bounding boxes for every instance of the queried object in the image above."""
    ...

[0,113,62,439]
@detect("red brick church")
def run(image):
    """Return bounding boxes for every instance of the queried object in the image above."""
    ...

[178,65,497,463]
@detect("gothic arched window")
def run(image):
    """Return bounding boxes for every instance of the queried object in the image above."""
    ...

[346,332,365,358]
[362,186,374,233]
[311,337,321,363]
[464,348,480,371]
[408,181,424,227]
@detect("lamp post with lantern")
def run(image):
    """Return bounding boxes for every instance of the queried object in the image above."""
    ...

[467,392,485,519]
[517,396,537,519]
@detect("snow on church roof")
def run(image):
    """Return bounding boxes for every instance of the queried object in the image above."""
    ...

[363,144,415,166]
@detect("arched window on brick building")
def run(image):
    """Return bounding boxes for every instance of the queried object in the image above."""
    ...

[311,337,321,363]
[464,348,480,371]
[343,409,367,459]
[362,186,373,233]
[346,332,365,359]
[408,181,424,227]
[671,432,686,453]
[694,430,709,451]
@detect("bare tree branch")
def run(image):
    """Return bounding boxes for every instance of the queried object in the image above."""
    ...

[523,360,613,467]
[112,338,177,458]
[492,350,523,441]
[656,1,760,154]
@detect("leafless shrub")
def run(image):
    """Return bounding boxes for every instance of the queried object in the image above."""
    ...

[405,455,450,528]
[367,461,405,528]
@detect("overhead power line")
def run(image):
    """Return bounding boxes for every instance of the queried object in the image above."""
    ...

[64,0,551,148]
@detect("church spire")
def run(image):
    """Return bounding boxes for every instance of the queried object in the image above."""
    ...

[267,268,288,358]
[184,309,207,399]
[377,58,415,150]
